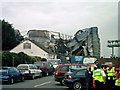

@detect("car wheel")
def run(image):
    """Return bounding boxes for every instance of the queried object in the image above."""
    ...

[31,74,35,80]
[73,82,82,90]
[46,71,49,76]
[10,78,14,84]
[60,79,65,85]
[40,72,42,78]
[21,76,24,82]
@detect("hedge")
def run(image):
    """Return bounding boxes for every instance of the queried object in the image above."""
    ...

[2,51,41,67]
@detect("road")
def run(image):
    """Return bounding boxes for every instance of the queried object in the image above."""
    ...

[1,75,69,90]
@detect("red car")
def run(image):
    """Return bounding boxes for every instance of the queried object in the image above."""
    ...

[54,64,87,85]
[34,62,54,76]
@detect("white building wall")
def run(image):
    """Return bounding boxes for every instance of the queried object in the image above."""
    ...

[10,40,50,58]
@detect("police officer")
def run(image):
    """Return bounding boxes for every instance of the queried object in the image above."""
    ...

[91,60,99,71]
[85,66,93,90]
[104,62,118,89]
[93,64,106,88]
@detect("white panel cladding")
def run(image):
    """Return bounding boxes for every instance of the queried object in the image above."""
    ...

[10,40,50,58]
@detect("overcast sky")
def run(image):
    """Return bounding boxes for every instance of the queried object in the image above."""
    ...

[1,0,119,57]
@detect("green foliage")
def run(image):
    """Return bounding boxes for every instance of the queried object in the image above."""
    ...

[2,51,41,67]
[1,19,19,50]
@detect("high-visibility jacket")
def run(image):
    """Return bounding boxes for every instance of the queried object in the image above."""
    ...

[93,69,104,82]
[91,66,95,71]
[107,67,115,80]
[115,78,120,86]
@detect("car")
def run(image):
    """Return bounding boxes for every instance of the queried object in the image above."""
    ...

[0,67,25,84]
[34,62,54,76]
[64,68,87,90]
[54,64,87,85]
[17,64,42,79]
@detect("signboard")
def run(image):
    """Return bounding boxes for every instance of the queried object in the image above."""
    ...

[83,57,97,64]
[75,56,84,61]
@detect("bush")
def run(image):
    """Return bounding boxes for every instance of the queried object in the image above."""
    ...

[2,51,41,67]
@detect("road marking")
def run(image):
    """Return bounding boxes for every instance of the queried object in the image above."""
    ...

[34,81,51,87]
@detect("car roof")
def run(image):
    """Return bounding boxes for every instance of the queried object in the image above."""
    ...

[0,67,15,69]
[17,64,34,66]
[59,64,86,66]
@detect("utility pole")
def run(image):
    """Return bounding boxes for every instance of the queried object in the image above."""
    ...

[13,56,14,67]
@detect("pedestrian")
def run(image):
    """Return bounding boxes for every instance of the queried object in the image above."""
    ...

[104,62,118,89]
[85,66,93,90]
[93,64,106,88]
[115,67,120,89]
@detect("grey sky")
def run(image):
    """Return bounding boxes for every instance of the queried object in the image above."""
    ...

[1,1,119,57]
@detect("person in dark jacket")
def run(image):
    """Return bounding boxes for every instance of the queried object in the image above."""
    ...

[85,66,93,90]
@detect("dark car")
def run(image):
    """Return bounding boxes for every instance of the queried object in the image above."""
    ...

[54,64,87,85]
[0,67,25,84]
[64,68,87,90]
[34,62,54,76]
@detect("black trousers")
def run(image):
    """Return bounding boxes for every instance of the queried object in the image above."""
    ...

[86,79,93,89]
[95,80,104,88]
[106,79,115,89]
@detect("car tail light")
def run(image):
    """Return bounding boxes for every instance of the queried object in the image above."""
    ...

[65,76,67,79]
[55,71,58,76]
[4,75,9,77]
[68,75,72,80]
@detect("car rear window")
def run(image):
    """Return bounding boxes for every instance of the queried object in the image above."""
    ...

[0,68,8,74]
[75,70,87,76]
[34,63,44,67]
[60,66,69,71]
[17,66,28,70]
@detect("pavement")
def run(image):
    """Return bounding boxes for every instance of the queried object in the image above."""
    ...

[1,75,69,89]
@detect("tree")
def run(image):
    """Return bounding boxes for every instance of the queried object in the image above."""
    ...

[1,19,19,50]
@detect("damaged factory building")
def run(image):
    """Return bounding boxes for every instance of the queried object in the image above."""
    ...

[27,27,100,59]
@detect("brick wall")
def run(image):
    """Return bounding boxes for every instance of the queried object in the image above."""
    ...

[98,58,120,68]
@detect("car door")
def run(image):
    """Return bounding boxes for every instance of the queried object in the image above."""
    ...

[34,65,39,76]
[49,63,54,72]
[74,69,87,86]
[8,68,18,80]
[13,67,21,80]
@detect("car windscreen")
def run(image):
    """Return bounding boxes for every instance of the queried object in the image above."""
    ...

[34,63,44,67]
[17,66,28,70]
[48,60,60,65]
[0,68,8,74]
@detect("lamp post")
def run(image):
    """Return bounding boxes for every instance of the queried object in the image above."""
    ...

[13,56,14,67]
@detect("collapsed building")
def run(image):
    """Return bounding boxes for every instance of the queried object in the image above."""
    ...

[27,27,100,58]
[67,27,100,58]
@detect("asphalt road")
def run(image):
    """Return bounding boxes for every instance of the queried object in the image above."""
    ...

[1,75,69,89]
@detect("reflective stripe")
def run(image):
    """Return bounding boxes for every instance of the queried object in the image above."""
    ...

[107,67,115,78]
[93,69,104,82]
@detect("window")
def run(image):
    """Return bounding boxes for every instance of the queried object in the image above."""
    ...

[75,70,86,76]
[14,68,19,73]
[0,68,8,74]
[60,66,69,71]
[17,66,28,70]
[23,42,31,49]
[8,68,15,73]
[34,63,44,67]
[29,65,34,69]
[69,65,81,69]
